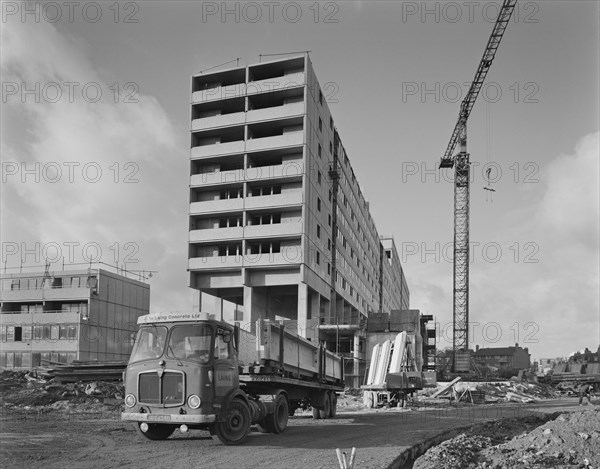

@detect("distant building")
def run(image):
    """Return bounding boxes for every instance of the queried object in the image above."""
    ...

[473,343,531,370]
[0,268,150,369]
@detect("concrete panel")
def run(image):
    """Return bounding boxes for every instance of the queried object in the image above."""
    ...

[192,111,245,131]
[191,140,245,158]
[248,268,300,286]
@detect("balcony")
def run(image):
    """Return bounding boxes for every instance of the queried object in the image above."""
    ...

[189,227,244,242]
[244,222,303,238]
[0,287,90,302]
[242,252,298,268]
[246,72,305,96]
[245,133,304,153]
[190,198,244,214]
[190,169,245,187]
[246,102,304,124]
[244,191,303,209]
[191,112,245,131]
[191,140,245,158]
[189,256,243,270]
[191,83,246,104]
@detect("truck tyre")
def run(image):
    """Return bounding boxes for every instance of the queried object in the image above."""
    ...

[318,393,331,419]
[329,392,337,418]
[212,399,251,445]
[136,423,176,440]
[263,394,289,434]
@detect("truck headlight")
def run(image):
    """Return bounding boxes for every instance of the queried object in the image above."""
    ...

[187,395,201,409]
[125,394,137,408]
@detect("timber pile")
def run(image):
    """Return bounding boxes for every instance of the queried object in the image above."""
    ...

[50,361,127,383]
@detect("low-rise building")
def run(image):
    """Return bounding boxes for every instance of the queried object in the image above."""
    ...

[473,343,531,370]
[0,268,150,369]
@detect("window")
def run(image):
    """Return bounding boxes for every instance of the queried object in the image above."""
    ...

[328,190,332,202]
[318,117,323,132]
[214,329,232,360]
[329,141,333,153]
[316,251,320,265]
[327,263,331,275]
[327,239,331,250]
[319,90,323,104]
[318,171,322,185]
[328,214,331,226]
[330,117,333,129]
[316,225,321,238]
[318,144,322,158]
[317,198,321,211]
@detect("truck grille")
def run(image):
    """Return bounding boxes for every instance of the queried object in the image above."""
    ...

[138,371,184,406]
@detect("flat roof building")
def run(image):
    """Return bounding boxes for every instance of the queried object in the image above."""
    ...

[188,54,408,386]
[0,268,150,369]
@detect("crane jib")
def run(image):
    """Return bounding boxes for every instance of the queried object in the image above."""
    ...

[440,0,518,165]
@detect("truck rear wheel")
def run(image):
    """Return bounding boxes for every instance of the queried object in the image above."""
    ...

[262,394,289,434]
[212,400,251,445]
[136,423,176,440]
[318,393,331,419]
[329,392,337,418]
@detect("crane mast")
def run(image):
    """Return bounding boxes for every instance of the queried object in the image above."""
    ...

[439,0,517,371]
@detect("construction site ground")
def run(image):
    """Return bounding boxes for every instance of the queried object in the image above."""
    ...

[2,373,598,469]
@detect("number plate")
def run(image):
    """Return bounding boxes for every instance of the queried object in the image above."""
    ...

[147,414,171,422]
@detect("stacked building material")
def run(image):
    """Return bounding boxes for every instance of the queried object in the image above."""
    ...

[51,360,127,383]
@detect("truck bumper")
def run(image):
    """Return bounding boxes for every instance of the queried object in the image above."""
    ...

[121,412,216,424]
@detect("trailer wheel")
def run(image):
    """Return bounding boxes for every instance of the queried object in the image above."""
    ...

[318,393,331,419]
[329,392,337,418]
[263,394,289,434]
[212,399,251,445]
[136,423,176,440]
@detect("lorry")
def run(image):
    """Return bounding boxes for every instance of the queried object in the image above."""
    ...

[121,312,344,445]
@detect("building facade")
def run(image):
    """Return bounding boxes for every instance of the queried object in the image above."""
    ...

[473,343,531,370]
[188,54,408,386]
[0,268,150,369]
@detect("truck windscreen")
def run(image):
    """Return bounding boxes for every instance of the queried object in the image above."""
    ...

[129,325,168,362]
[167,324,213,364]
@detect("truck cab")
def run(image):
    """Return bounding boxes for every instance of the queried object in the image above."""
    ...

[122,312,249,444]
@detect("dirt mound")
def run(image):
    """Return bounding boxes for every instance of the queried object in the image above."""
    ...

[413,414,558,469]
[414,409,600,469]
[480,408,600,468]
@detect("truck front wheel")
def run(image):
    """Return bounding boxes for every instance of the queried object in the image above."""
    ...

[212,400,251,445]
[136,423,176,440]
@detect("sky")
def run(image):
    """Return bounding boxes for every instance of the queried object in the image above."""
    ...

[1,0,599,360]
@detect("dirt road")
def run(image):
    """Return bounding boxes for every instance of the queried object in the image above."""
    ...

[1,401,561,469]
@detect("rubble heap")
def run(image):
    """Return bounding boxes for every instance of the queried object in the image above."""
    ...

[414,409,600,469]
[0,370,123,412]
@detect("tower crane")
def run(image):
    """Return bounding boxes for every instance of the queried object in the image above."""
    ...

[439,0,517,372]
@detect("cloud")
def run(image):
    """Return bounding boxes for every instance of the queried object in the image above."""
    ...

[1,16,192,312]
